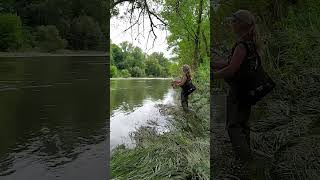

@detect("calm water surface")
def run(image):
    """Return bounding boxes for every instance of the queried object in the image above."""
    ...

[0,56,107,180]
[110,78,177,150]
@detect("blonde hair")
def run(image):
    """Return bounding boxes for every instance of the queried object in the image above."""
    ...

[235,10,263,56]
[246,24,263,56]
[182,64,191,78]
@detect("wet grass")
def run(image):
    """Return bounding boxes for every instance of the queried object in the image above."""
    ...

[110,75,210,180]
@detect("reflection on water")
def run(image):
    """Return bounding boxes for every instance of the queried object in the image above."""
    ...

[0,56,107,180]
[110,79,177,149]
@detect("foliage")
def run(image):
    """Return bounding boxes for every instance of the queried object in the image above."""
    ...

[110,65,119,78]
[69,16,106,50]
[212,0,320,179]
[119,69,131,78]
[0,0,108,51]
[35,25,67,52]
[0,14,23,51]
[110,42,174,77]
[162,0,210,69]
[145,59,162,77]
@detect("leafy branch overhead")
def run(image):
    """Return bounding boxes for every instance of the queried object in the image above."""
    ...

[112,0,209,69]
[111,0,168,48]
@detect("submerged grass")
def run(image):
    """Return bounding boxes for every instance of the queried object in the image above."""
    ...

[111,67,210,180]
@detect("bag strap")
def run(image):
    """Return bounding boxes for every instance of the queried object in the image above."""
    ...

[237,41,261,69]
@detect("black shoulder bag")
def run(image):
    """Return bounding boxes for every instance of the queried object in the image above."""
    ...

[237,42,276,105]
[182,77,196,96]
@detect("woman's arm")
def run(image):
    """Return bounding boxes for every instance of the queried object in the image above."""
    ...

[213,44,247,79]
[212,53,229,70]
[213,59,228,69]
[177,75,187,86]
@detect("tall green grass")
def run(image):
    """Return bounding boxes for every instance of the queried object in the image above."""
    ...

[249,1,320,179]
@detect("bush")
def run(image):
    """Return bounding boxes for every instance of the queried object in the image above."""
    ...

[145,60,162,77]
[69,16,106,50]
[119,69,131,78]
[129,66,145,77]
[0,14,23,51]
[21,26,36,50]
[110,65,118,78]
[35,25,67,52]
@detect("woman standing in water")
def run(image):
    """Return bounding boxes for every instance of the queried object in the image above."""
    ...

[172,64,193,112]
[213,9,262,168]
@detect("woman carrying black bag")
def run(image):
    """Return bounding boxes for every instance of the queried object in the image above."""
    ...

[172,64,196,112]
[212,9,275,173]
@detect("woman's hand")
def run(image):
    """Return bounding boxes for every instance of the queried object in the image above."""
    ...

[171,79,181,88]
[212,53,228,70]
[176,76,187,87]
[213,44,246,79]
[212,60,228,70]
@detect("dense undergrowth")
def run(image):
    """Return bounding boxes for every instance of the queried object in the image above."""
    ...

[213,0,320,179]
[250,3,320,179]
[111,61,210,180]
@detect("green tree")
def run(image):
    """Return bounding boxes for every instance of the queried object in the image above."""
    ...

[119,69,131,78]
[111,43,125,69]
[0,14,23,51]
[69,16,105,50]
[1,0,109,51]
[148,52,170,77]
[162,0,209,70]
[129,66,145,77]
[145,59,162,77]
[110,65,118,78]
[35,25,67,52]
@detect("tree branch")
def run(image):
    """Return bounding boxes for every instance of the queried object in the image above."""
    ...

[113,0,168,50]
[111,0,133,9]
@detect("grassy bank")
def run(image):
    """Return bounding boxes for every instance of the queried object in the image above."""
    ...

[110,66,210,179]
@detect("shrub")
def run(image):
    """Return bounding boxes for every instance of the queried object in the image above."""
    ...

[35,25,67,52]
[110,65,118,78]
[119,69,131,78]
[129,66,145,77]
[0,14,23,51]
[69,16,106,50]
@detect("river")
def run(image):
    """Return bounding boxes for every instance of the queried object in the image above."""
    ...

[110,78,178,150]
[0,56,108,180]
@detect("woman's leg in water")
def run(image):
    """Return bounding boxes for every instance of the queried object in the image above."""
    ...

[181,90,189,112]
[227,101,252,162]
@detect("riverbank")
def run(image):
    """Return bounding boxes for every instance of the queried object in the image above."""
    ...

[0,50,108,57]
[111,77,173,80]
[110,76,210,179]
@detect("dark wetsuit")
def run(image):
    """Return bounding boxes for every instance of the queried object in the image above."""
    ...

[181,74,191,112]
[225,41,259,162]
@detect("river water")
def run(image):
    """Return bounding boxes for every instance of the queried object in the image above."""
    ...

[110,78,178,150]
[0,56,108,180]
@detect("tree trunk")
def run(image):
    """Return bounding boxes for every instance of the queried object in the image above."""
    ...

[202,30,210,58]
[193,0,204,69]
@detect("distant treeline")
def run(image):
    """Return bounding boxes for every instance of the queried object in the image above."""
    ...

[0,0,108,52]
[110,42,179,78]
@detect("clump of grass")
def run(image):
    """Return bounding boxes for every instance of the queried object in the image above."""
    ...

[111,132,209,180]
